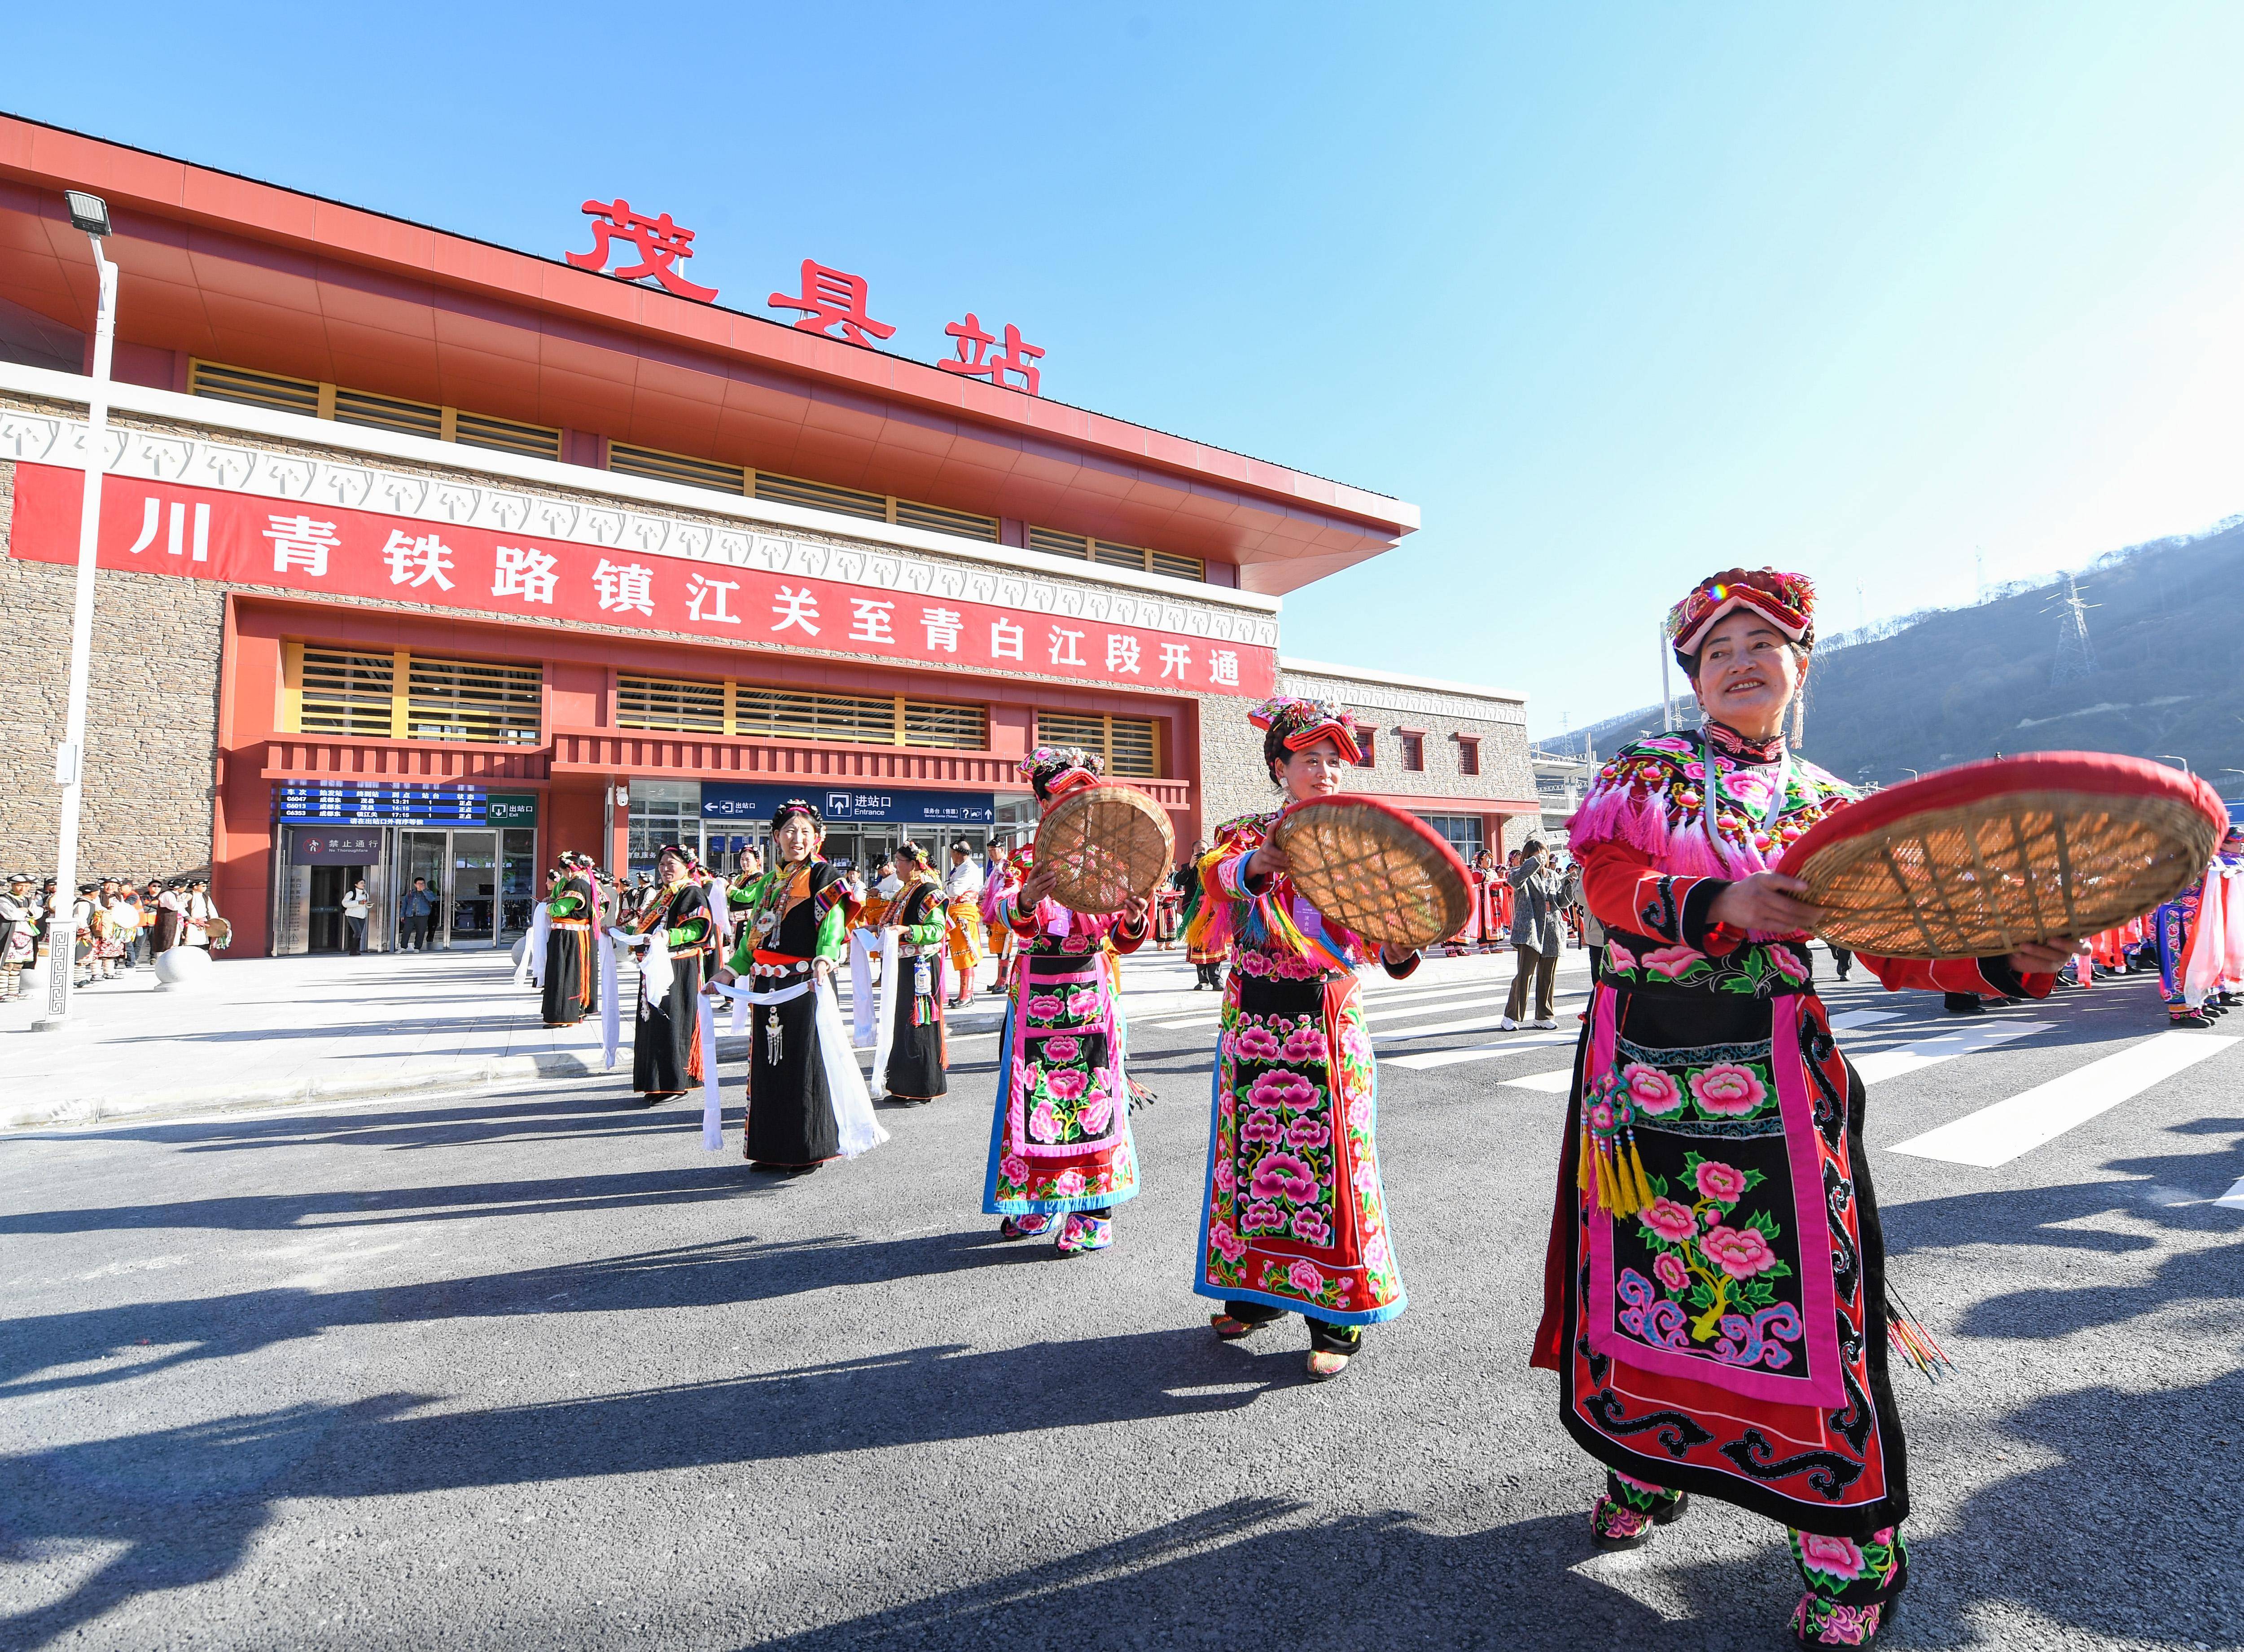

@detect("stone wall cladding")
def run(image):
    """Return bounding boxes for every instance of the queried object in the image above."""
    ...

[0,456,226,880]
[1189,689,1278,842]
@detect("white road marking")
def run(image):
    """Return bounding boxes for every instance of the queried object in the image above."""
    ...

[1495,1010,1929,1095]
[1888,1031,2237,1168]
[2215,1176,2244,1212]
[1387,1029,1581,1070]
[1848,1021,2055,1086]
[1828,1009,1902,1030]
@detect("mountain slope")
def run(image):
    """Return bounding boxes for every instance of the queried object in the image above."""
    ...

[1552,521,2244,797]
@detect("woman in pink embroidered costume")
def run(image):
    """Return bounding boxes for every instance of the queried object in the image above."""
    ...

[1188,697,1422,1383]
[981,747,1151,1256]
[1529,568,2078,1648]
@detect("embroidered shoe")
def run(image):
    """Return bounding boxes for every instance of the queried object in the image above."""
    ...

[2170,1010,2214,1029]
[1792,1594,1895,1647]
[1589,1494,1656,1550]
[1054,1213,1113,1254]
[998,1214,1053,1240]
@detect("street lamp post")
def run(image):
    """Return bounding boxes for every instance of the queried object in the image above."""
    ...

[33,191,118,1033]
[2154,754,2191,776]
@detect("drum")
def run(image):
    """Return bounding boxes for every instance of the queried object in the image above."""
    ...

[1777,752,2226,959]
[204,916,233,951]
[1268,796,1473,951]
[1034,784,1177,914]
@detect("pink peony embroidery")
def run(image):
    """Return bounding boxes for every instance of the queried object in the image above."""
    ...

[1605,941,1639,972]
[1642,944,1704,980]
[1770,947,1809,982]
[1244,1200,1285,1230]
[1248,1071,1318,1113]
[1281,1024,1329,1065]
[1287,1260,1324,1294]
[1352,1161,1377,1192]
[1289,1209,1332,1245]
[1209,1222,1246,1262]
[1077,1092,1113,1135]
[1700,1224,1778,1280]
[1240,1110,1283,1145]
[1284,1116,1331,1150]
[1028,1100,1062,1142]
[1041,1035,1081,1063]
[1025,994,1063,1021]
[1044,1068,1088,1102]
[1345,1097,1372,1130]
[1653,1252,1689,1293]
[1693,1159,1748,1205]
[1233,1024,1284,1063]
[1639,1197,1698,1243]
[1066,988,1100,1017]
[1588,1100,1615,1132]
[1795,1533,1868,1582]
[1689,1063,1767,1116]
[1622,1063,1682,1115]
[1214,1158,1237,1191]
[1362,1233,1389,1269]
[1001,1153,1030,1182]
[1250,1151,1318,1204]
[1050,1168,1087,1198]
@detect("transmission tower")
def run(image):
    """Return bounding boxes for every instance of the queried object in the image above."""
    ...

[2047,573,2099,687]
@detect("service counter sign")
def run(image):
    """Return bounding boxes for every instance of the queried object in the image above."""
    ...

[701,782,995,826]
[11,464,1275,697]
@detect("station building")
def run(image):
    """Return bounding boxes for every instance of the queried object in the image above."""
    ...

[0,114,1537,956]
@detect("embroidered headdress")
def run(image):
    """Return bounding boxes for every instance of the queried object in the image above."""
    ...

[1665,568,1817,667]
[1019,745,1103,803]
[769,798,821,833]
[1247,696,1363,764]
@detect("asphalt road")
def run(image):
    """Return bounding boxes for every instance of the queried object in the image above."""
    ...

[2,953,2240,1651]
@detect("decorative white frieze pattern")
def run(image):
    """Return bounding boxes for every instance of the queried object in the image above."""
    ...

[1278,666,1528,727]
[0,408,1282,652]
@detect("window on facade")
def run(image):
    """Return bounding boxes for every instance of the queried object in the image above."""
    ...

[1459,737,1481,776]
[1417,815,1486,861]
[1028,526,1205,583]
[284,644,540,744]
[604,445,1003,545]
[1401,732,1425,771]
[627,780,702,877]
[1353,726,1376,767]
[190,359,561,461]
[1034,711,1162,779]
[616,672,988,749]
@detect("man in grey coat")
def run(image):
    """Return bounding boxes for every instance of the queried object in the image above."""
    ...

[1502,839,1565,1029]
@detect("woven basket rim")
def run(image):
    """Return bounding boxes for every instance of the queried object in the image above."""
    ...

[1035,784,1175,914]
[1271,796,1473,950]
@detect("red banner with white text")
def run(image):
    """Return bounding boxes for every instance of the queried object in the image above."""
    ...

[7,463,1272,696]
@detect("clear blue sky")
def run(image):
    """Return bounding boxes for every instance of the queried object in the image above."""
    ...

[9,4,2243,734]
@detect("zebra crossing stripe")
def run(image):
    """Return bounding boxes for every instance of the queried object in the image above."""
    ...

[1888,1030,2236,1168]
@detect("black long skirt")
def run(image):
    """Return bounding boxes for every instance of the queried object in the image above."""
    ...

[542,925,596,1025]
[632,952,703,1097]
[745,986,838,1166]
[883,952,947,1101]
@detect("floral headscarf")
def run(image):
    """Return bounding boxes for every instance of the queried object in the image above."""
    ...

[1665,568,1817,666]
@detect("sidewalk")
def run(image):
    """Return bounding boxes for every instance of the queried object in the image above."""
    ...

[1,941,1545,1131]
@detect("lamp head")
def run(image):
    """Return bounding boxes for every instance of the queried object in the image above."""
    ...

[64,191,111,237]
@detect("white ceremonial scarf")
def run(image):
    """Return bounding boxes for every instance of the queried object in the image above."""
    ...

[870,926,901,1085]
[849,927,878,1046]
[694,995,723,1151]
[598,928,622,1071]
[516,896,552,988]
[703,972,887,1158]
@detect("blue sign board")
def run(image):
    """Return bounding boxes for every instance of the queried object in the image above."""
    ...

[275,781,487,828]
[701,782,995,827]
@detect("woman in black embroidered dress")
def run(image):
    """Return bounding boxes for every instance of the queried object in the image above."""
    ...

[627,845,712,1104]
[881,841,949,1105]
[1529,568,2078,1649]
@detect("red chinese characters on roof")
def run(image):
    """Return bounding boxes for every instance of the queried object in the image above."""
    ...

[938,313,1043,395]
[767,260,896,347]
[565,199,719,303]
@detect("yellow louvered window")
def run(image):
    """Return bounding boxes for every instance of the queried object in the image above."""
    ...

[893,499,1001,543]
[1028,526,1202,583]
[405,655,543,745]
[752,471,889,522]
[297,647,397,737]
[735,687,900,745]
[188,359,561,463]
[1034,711,1160,778]
[902,699,989,749]
[607,442,749,495]
[617,673,726,732]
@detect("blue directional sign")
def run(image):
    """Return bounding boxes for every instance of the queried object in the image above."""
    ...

[700,782,995,827]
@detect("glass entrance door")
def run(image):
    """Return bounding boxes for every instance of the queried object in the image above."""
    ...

[399,831,447,951]
[450,831,499,946]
